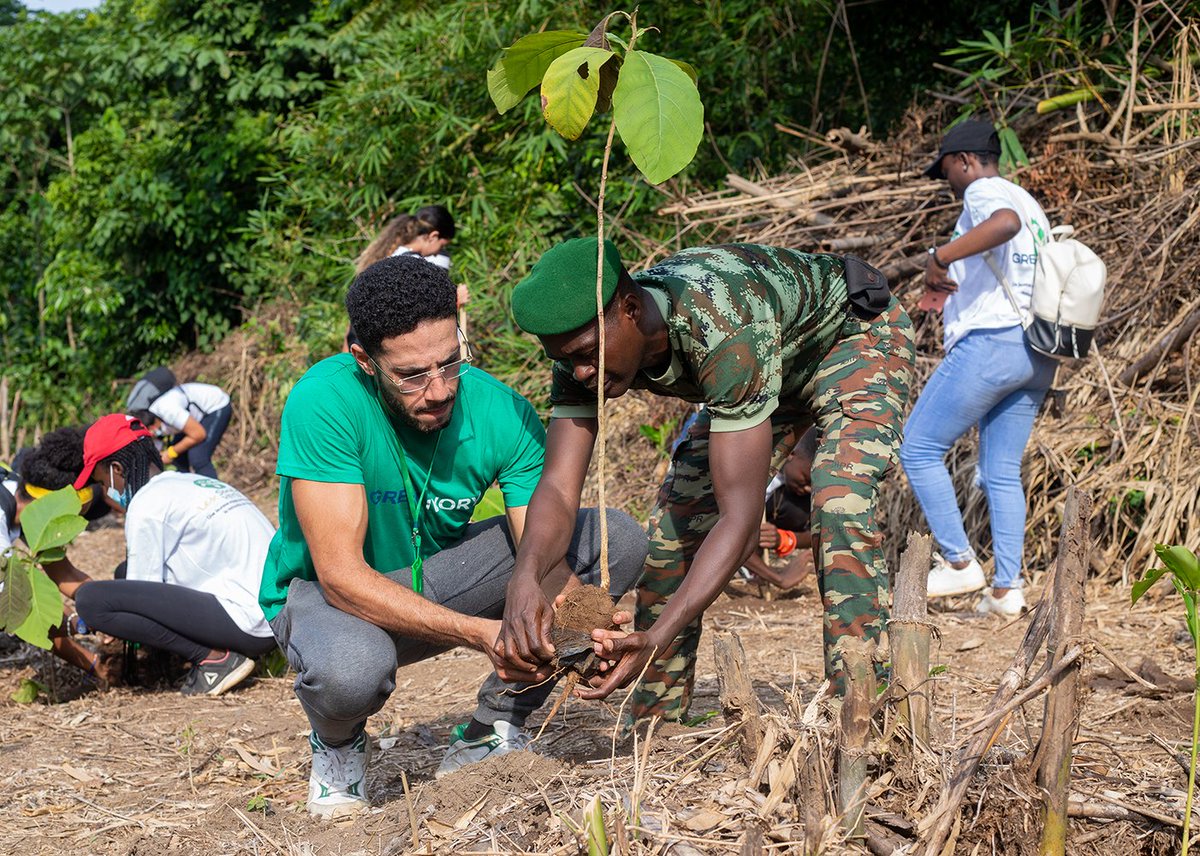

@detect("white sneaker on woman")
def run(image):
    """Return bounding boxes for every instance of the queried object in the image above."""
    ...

[976,588,1026,617]
[926,555,986,597]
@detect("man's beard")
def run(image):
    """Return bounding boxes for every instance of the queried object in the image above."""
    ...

[379,382,455,433]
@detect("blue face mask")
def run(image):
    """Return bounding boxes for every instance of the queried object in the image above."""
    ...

[107,465,133,509]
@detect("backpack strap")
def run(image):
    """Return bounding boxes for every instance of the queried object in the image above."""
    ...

[983,251,1032,330]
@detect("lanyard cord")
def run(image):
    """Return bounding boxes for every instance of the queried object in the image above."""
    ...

[369,369,442,595]
[394,433,440,594]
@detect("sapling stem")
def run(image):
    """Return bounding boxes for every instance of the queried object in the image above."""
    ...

[1186,621,1200,856]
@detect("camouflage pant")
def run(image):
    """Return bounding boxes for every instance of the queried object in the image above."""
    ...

[631,297,915,721]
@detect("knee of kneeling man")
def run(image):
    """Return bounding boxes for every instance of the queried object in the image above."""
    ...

[605,510,650,577]
[301,658,395,715]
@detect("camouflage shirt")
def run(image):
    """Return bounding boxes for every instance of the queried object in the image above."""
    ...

[550,245,849,431]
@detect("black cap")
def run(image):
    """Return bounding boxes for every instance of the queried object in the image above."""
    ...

[924,120,1002,179]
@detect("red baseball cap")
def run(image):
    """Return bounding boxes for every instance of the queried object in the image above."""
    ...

[74,414,153,489]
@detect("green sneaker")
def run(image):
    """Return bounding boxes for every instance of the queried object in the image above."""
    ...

[435,721,531,778]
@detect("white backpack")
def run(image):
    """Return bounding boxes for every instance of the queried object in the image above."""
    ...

[986,224,1107,360]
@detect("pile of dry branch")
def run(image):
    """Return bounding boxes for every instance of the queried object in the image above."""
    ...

[655,66,1200,581]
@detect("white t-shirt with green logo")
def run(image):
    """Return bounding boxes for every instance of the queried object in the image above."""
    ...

[259,354,546,621]
[124,471,275,637]
[943,176,1051,352]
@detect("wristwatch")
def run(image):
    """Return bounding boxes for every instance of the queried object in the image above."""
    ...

[927,246,948,268]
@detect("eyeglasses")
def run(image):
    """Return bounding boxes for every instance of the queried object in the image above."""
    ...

[370,333,474,394]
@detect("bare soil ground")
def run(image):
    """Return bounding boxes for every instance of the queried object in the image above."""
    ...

[0,510,1193,855]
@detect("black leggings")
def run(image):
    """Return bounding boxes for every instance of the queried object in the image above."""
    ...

[75,580,277,664]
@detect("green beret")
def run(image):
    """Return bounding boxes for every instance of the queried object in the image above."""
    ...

[511,237,623,336]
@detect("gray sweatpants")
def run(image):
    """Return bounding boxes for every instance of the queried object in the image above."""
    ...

[269,508,648,746]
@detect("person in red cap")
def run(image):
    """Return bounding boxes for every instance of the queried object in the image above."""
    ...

[71,414,278,696]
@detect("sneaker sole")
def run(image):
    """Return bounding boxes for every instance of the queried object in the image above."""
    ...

[206,658,257,697]
[927,581,987,598]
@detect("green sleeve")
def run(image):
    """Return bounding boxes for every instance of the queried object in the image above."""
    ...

[277,375,365,484]
[497,397,547,507]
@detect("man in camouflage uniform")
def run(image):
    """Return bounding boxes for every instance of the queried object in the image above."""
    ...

[496,239,914,721]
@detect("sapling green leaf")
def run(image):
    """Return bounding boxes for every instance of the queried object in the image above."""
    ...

[541,47,616,140]
[10,565,64,650]
[1131,566,1170,606]
[1131,543,1200,854]
[19,487,82,553]
[488,31,587,113]
[1158,543,1200,589]
[31,515,87,555]
[612,50,703,184]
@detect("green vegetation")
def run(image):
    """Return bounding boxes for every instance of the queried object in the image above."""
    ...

[4,0,1117,431]
[1132,544,1200,854]
[0,487,87,649]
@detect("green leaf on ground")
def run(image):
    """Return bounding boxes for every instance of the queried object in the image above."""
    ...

[488,31,587,113]
[11,678,46,704]
[613,50,703,184]
[541,47,616,140]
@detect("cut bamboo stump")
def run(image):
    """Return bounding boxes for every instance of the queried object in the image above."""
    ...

[919,589,1054,854]
[891,531,933,745]
[1033,487,1093,856]
[838,637,876,839]
[919,486,1091,856]
[713,631,764,765]
[797,738,829,853]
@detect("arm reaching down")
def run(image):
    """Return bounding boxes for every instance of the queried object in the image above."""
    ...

[293,478,552,684]
[495,416,598,671]
[578,419,773,699]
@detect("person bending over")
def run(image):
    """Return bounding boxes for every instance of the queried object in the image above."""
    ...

[72,414,277,696]
[130,381,233,479]
[500,239,914,723]
[261,255,647,819]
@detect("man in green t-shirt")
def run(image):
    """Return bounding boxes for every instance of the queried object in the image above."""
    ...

[262,255,647,819]
[498,239,914,723]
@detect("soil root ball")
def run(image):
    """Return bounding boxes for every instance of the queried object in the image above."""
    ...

[551,584,617,675]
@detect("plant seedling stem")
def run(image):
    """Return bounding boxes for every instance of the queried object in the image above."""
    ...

[1187,629,1200,855]
[593,15,639,595]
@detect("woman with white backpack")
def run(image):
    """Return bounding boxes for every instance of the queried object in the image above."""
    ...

[900,120,1059,617]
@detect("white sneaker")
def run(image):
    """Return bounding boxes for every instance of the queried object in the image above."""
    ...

[926,556,986,597]
[976,588,1026,617]
[307,731,370,819]
[435,720,531,779]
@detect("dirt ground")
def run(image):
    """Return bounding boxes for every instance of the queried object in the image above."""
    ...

[1,504,1195,855]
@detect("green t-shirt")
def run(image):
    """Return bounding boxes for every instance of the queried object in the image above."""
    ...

[259,354,546,620]
[550,245,849,432]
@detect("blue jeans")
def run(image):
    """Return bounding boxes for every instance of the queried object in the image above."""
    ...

[174,404,232,479]
[899,326,1056,590]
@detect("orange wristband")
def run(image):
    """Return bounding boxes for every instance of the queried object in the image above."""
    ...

[776,529,797,557]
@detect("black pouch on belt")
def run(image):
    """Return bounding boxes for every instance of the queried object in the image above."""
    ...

[842,255,890,320]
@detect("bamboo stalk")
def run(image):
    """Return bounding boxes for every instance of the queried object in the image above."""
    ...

[1034,489,1092,856]
[838,637,875,839]
[890,531,933,745]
